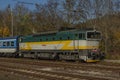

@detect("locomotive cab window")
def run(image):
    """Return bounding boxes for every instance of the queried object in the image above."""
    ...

[87,31,101,40]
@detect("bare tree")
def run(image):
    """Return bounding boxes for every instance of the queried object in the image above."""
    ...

[35,0,63,32]
[61,0,91,28]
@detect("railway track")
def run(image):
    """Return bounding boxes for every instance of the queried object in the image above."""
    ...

[0,58,120,71]
[0,58,119,80]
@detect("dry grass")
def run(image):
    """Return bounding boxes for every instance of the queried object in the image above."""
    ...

[106,52,120,60]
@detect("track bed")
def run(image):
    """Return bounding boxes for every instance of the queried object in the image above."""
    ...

[0,58,119,80]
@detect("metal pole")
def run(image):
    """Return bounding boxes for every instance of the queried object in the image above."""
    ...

[11,6,14,36]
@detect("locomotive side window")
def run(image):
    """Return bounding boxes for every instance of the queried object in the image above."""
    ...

[75,34,78,37]
[46,38,48,41]
[79,33,82,39]
[79,33,85,39]
[60,37,62,40]
[82,33,85,39]
[53,37,55,40]
[40,39,42,41]
[68,36,70,40]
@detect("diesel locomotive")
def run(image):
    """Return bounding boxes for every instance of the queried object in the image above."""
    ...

[0,29,105,62]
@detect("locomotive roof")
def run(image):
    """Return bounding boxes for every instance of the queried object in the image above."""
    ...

[32,29,92,37]
[20,28,97,38]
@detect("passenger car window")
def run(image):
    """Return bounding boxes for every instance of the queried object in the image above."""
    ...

[3,42,7,46]
[11,41,14,46]
[0,42,2,46]
[7,42,10,46]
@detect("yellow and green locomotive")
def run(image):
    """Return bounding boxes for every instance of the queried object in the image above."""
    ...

[19,29,105,62]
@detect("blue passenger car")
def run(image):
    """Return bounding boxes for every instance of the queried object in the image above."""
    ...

[0,36,19,57]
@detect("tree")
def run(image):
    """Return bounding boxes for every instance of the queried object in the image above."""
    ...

[14,3,32,35]
[34,0,63,32]
[62,0,90,28]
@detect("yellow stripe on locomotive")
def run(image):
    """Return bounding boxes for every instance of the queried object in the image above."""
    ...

[20,40,99,50]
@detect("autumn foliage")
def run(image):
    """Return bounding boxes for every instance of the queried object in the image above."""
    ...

[0,27,10,37]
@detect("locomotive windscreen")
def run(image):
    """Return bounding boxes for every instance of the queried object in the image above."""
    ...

[87,31,101,40]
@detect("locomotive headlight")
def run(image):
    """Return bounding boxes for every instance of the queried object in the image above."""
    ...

[91,49,99,56]
[92,49,97,52]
